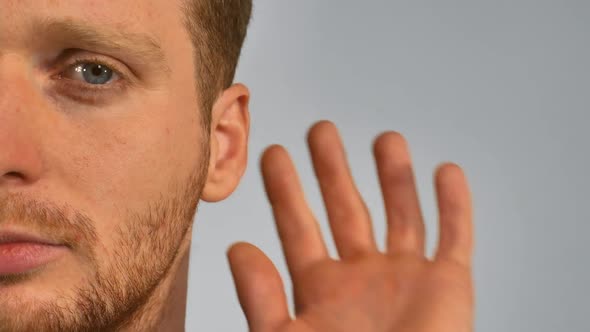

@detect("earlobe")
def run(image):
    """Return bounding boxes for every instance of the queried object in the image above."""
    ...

[201,83,250,202]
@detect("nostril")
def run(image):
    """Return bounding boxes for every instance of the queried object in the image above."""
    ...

[1,171,36,185]
[4,171,22,179]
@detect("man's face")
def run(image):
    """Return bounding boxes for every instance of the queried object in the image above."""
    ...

[0,0,210,330]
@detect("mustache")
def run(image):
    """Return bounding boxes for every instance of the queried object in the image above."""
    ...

[0,193,98,254]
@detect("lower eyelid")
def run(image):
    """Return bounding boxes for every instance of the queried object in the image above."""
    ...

[49,72,129,105]
[54,76,121,93]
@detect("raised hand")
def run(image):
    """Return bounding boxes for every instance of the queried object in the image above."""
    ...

[227,121,474,332]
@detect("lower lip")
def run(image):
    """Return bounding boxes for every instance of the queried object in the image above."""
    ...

[0,242,68,275]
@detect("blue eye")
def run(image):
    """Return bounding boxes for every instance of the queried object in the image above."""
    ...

[69,63,119,85]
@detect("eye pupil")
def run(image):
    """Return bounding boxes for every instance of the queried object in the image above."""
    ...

[82,63,113,85]
[91,65,103,76]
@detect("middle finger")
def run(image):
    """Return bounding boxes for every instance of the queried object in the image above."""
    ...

[307,121,378,259]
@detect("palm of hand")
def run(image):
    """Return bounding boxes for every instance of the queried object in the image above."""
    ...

[228,121,474,332]
[288,254,472,332]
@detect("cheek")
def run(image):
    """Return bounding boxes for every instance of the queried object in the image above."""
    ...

[56,104,205,229]
[115,129,198,204]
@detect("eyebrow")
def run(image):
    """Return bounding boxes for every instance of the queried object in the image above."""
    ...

[31,17,171,76]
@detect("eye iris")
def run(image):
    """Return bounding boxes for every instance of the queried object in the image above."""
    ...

[82,64,113,84]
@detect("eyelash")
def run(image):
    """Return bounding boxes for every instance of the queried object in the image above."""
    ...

[51,55,130,104]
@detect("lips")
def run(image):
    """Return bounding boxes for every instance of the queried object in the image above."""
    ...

[0,230,62,246]
[0,229,68,275]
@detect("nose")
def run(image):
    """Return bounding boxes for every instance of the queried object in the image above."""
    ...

[0,59,44,187]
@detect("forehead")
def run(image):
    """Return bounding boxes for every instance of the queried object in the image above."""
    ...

[1,0,179,27]
[0,0,189,54]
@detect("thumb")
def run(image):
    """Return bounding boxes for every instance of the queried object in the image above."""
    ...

[227,242,291,332]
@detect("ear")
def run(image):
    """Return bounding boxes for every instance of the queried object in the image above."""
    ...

[201,83,250,202]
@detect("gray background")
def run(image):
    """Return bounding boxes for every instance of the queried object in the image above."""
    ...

[186,1,590,331]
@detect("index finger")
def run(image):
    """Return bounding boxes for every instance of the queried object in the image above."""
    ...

[261,145,329,277]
